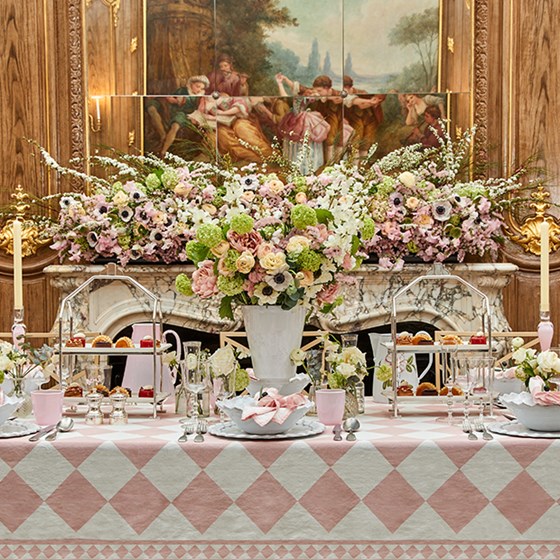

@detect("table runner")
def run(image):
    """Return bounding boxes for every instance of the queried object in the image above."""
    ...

[1,403,559,559]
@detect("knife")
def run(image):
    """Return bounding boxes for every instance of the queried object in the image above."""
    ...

[29,424,57,442]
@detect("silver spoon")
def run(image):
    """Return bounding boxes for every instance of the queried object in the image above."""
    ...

[343,417,360,441]
[45,417,74,442]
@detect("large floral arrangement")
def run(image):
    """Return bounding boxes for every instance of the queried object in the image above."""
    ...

[40,129,526,314]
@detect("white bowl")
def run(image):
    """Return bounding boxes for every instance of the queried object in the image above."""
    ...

[0,395,24,425]
[493,377,525,395]
[501,392,560,431]
[218,394,313,435]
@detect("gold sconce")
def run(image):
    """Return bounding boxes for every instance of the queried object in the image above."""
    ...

[505,186,560,255]
[89,96,103,133]
[0,185,52,257]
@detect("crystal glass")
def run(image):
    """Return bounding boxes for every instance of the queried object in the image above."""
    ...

[452,353,477,427]
[180,341,205,426]
[437,346,460,425]
[341,334,358,348]
[469,356,496,422]
[213,366,237,422]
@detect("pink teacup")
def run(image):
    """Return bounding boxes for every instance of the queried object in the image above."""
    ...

[31,390,64,426]
[315,389,345,426]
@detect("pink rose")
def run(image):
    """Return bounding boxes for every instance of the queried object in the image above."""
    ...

[192,260,218,298]
[317,283,340,305]
[227,230,263,255]
[306,223,329,247]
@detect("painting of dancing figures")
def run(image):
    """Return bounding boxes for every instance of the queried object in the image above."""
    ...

[143,0,442,169]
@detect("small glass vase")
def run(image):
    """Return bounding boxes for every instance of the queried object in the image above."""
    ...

[344,388,360,419]
[8,368,33,418]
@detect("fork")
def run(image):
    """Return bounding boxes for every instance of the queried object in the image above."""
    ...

[474,418,493,440]
[194,420,207,443]
[178,422,195,443]
[462,418,478,440]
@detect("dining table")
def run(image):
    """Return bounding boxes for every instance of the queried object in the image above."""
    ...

[0,401,559,560]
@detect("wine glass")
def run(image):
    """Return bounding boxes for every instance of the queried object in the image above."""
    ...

[438,346,460,424]
[213,366,237,423]
[180,341,202,423]
[470,356,496,422]
[452,353,476,428]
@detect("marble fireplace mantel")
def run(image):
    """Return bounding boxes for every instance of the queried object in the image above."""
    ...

[44,263,518,338]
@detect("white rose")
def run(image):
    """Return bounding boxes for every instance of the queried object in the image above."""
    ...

[210,346,237,376]
[537,350,559,372]
[186,354,198,370]
[290,348,306,366]
[512,347,527,364]
[511,337,524,349]
[398,171,416,189]
[336,362,356,378]
[0,355,13,372]
[286,235,311,255]
[340,347,366,366]
[112,190,129,208]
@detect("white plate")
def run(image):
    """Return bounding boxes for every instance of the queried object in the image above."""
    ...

[0,420,39,438]
[487,421,560,439]
[208,419,325,440]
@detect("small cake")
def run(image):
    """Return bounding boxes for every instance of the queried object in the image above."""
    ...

[92,384,109,397]
[64,383,83,397]
[109,386,131,397]
[416,382,439,396]
[441,334,463,345]
[396,332,413,345]
[396,383,415,397]
[66,337,86,348]
[139,335,154,348]
[91,335,113,348]
[138,385,154,398]
[115,336,134,348]
[469,332,487,345]
[412,331,434,345]
[439,386,464,396]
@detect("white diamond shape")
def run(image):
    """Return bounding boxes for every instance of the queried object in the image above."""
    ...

[202,503,257,539]
[78,442,137,499]
[0,458,10,481]
[327,501,391,539]
[268,441,328,499]
[458,503,518,539]
[14,446,74,500]
[526,448,560,500]
[141,444,201,501]
[462,444,522,500]
[397,442,456,498]
[139,503,197,539]
[77,503,139,539]
[332,442,392,498]
[204,443,265,500]
[521,500,560,540]
[398,502,456,540]
[265,502,329,539]
[11,503,75,540]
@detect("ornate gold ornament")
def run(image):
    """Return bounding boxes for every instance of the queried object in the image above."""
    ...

[0,186,52,257]
[504,186,560,255]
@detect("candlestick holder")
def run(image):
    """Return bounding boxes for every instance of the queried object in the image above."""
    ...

[12,308,26,350]
[538,310,554,351]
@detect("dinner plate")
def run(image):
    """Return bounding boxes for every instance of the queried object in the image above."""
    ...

[487,421,560,439]
[0,420,40,438]
[208,419,325,440]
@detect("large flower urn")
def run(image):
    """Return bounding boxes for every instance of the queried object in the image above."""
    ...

[242,305,309,395]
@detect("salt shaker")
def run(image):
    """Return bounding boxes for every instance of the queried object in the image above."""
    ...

[85,392,103,425]
[109,392,128,425]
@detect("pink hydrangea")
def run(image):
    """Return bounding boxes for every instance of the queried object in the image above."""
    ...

[192,260,218,298]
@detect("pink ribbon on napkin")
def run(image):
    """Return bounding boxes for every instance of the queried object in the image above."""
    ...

[241,388,307,426]
[529,376,560,405]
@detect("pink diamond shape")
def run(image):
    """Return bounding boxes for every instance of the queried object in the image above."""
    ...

[436,440,485,468]
[242,440,292,468]
[0,471,42,531]
[376,443,419,468]
[300,470,360,531]
[493,472,554,533]
[110,473,169,534]
[46,471,106,531]
[363,471,424,532]
[504,439,553,468]
[55,442,101,468]
[181,445,223,469]
[1,441,34,468]
[236,472,296,533]
[173,472,233,533]
[113,441,159,470]
[307,440,351,466]
[428,472,489,532]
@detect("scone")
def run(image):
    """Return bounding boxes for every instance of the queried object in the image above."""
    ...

[64,383,83,397]
[412,331,433,345]
[91,335,113,348]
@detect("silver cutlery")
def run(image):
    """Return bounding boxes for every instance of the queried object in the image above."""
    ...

[333,424,343,441]
[45,418,74,442]
[473,418,494,440]
[194,420,207,443]
[343,417,360,442]
[178,422,196,442]
[462,419,478,440]
[29,424,57,442]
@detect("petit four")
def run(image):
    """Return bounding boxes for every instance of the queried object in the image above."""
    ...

[439,386,464,396]
[64,383,83,397]
[92,384,109,397]
[66,337,86,348]
[91,335,113,348]
[109,386,131,397]
[469,332,487,345]
[396,383,415,397]
[416,382,439,396]
[412,331,433,345]
[138,385,154,398]
[115,336,134,348]
[441,334,463,345]
[396,332,413,345]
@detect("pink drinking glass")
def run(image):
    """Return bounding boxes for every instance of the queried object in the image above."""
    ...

[31,390,64,426]
[315,389,345,426]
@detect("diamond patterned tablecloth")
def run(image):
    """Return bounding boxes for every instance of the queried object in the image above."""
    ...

[1,403,560,560]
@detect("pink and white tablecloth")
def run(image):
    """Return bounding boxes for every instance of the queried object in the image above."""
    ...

[1,403,560,560]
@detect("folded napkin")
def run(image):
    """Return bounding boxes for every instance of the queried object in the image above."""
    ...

[495,366,517,380]
[529,376,560,405]
[241,388,307,426]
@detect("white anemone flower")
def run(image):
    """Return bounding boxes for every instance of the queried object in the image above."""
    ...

[254,283,279,305]
[265,270,294,292]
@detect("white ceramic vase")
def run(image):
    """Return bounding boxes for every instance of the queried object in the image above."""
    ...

[242,305,308,395]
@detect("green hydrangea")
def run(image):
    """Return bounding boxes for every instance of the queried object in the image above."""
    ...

[196,223,224,248]
[449,214,461,227]
[235,368,250,391]
[185,240,208,262]
[217,274,245,296]
[223,249,241,272]
[293,177,308,193]
[260,224,279,240]
[145,173,161,192]
[291,204,317,229]
[406,241,419,254]
[361,217,375,240]
[327,371,347,390]
[230,214,254,235]
[377,177,395,196]
[175,273,194,296]
[297,248,322,272]
[161,170,179,189]
[111,181,123,193]
[117,233,131,249]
